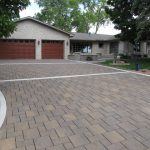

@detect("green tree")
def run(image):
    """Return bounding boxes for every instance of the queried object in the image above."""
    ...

[72,0,108,33]
[105,0,150,44]
[133,0,150,41]
[35,0,108,33]
[0,0,30,38]
[36,0,74,32]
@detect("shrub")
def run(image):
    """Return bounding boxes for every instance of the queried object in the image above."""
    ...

[86,56,93,61]
[143,54,148,58]
[119,54,130,59]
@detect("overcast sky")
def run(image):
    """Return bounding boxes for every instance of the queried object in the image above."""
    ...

[20,0,120,35]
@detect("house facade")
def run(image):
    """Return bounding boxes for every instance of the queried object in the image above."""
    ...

[70,33,149,58]
[0,17,149,60]
[0,17,71,59]
[70,33,118,58]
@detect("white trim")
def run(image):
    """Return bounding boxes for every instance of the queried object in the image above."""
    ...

[68,60,127,72]
[0,91,7,128]
[0,62,81,66]
[0,72,129,83]
[69,60,150,77]
[129,71,150,77]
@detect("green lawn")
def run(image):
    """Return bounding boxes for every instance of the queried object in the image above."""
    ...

[100,58,150,70]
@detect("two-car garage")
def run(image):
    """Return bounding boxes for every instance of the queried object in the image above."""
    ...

[0,17,70,59]
[0,39,64,59]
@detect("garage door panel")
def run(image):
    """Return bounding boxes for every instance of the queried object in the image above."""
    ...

[0,40,35,59]
[42,40,64,59]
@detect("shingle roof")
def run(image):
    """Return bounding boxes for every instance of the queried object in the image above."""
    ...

[70,32,118,41]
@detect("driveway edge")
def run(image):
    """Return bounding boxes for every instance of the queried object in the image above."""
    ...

[69,60,150,77]
[0,91,7,128]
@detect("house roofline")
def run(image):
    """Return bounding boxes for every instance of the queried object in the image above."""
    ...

[16,17,73,36]
[70,39,119,42]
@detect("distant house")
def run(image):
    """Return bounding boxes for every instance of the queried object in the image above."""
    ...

[0,17,149,60]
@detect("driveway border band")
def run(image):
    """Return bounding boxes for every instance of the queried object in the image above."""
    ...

[69,60,150,77]
[0,91,7,128]
[0,62,81,65]
[0,71,129,83]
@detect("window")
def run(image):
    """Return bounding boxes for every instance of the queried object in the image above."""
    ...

[99,43,103,48]
[71,42,92,53]
[133,42,140,52]
[110,42,119,54]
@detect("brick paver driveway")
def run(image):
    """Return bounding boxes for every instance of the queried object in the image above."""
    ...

[0,60,150,150]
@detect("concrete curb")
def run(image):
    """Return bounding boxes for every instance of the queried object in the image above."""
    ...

[0,91,7,128]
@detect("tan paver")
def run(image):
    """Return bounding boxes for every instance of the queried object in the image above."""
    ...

[55,127,67,138]
[44,120,60,130]
[0,138,16,150]
[26,110,36,117]
[87,124,106,135]
[104,131,125,143]
[15,122,29,131]
[63,113,76,121]
[45,105,55,111]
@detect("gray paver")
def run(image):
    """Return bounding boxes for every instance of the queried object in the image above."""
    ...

[69,134,89,147]
[34,136,52,149]
[122,138,147,150]
[23,128,40,139]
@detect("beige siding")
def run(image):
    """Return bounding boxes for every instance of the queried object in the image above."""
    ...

[140,42,147,54]
[147,43,150,56]
[92,42,110,55]
[118,41,124,54]
[119,41,148,55]
[9,20,70,59]
[119,41,133,55]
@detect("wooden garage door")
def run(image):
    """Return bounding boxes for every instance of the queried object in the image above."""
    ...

[42,40,64,59]
[0,39,35,59]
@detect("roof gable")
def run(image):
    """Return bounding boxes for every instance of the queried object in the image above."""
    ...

[16,17,71,36]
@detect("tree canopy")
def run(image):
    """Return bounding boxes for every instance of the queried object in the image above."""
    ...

[135,0,150,41]
[35,0,108,33]
[105,0,150,44]
[0,0,30,38]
